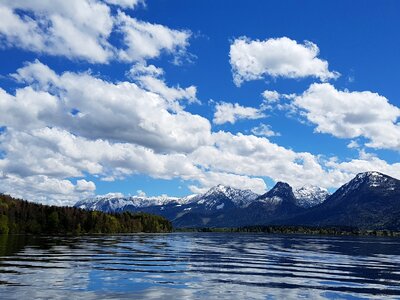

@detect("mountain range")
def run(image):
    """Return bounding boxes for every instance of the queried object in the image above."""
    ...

[75,171,400,230]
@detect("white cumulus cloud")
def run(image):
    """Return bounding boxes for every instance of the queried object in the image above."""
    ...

[128,63,198,105]
[0,173,96,206]
[116,11,191,63]
[0,1,191,64]
[326,152,400,182]
[262,90,281,102]
[0,0,114,63]
[76,179,96,192]
[213,102,265,125]
[294,83,400,151]
[9,60,210,153]
[230,37,339,86]
[190,131,345,189]
[189,171,267,195]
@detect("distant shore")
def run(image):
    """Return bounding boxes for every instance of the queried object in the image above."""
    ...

[175,225,400,237]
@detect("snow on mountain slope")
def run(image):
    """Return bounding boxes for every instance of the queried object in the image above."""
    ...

[75,193,181,212]
[293,185,330,208]
[258,196,284,205]
[75,185,260,212]
[75,183,330,212]
[200,184,259,208]
[257,182,296,206]
[74,172,400,229]
[327,171,398,204]
[129,195,181,207]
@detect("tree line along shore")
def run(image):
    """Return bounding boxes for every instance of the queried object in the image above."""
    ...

[175,226,400,237]
[2,194,400,237]
[0,194,172,235]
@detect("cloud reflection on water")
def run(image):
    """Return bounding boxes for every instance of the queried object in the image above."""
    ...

[0,233,400,299]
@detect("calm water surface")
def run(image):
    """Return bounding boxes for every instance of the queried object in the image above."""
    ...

[0,233,400,299]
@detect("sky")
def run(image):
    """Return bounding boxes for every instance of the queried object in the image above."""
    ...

[0,0,400,205]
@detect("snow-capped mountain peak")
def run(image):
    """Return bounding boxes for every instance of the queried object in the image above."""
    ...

[202,185,259,208]
[75,195,132,212]
[74,171,400,229]
[293,185,329,208]
[75,185,260,213]
[354,171,389,187]
[179,193,200,204]
[75,194,181,212]
[330,171,399,204]
[343,171,393,193]
[129,195,180,207]
[203,184,229,197]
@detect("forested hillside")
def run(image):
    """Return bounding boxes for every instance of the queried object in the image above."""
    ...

[0,194,172,235]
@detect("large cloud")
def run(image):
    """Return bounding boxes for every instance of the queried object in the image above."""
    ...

[0,127,269,203]
[0,61,272,203]
[0,126,203,205]
[8,60,211,153]
[189,171,267,194]
[230,37,339,86]
[0,127,201,181]
[326,150,400,182]
[0,173,96,206]
[0,1,191,63]
[189,131,348,189]
[294,83,400,151]
[0,0,113,62]
[189,131,400,192]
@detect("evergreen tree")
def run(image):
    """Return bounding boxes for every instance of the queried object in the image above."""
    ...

[0,194,172,235]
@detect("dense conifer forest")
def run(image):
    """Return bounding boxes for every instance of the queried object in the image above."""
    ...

[0,194,172,235]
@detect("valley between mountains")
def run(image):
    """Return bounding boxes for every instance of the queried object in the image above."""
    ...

[75,172,400,230]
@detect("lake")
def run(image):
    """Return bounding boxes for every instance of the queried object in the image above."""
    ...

[0,233,400,299]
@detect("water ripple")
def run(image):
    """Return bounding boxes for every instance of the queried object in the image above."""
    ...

[0,233,400,299]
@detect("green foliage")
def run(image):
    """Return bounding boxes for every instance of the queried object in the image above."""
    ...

[0,215,9,235]
[48,211,60,231]
[0,194,172,235]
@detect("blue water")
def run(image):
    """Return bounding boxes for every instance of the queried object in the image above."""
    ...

[0,233,400,299]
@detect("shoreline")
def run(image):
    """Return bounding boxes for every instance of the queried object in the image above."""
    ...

[174,225,400,237]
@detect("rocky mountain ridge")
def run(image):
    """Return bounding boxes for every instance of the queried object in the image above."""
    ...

[75,172,400,230]
[76,182,328,212]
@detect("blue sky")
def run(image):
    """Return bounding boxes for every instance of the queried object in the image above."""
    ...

[0,0,399,205]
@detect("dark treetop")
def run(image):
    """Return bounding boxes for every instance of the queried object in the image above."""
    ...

[0,194,172,235]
